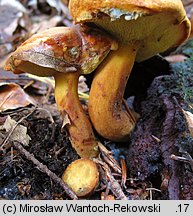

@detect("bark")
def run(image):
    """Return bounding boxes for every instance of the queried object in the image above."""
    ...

[127,76,193,199]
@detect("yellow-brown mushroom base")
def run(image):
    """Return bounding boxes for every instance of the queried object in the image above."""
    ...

[62,158,99,197]
[54,72,98,158]
[88,43,138,142]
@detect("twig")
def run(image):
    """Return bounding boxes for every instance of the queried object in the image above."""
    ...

[120,156,127,188]
[122,99,137,124]
[94,158,128,200]
[98,142,121,174]
[23,80,35,90]
[0,107,31,116]
[146,188,161,200]
[25,74,55,87]
[172,96,182,109]
[0,109,35,149]
[170,154,193,171]
[103,163,128,200]
[0,78,34,81]
[13,141,78,200]
[146,188,161,193]
[151,135,161,143]
[0,91,14,111]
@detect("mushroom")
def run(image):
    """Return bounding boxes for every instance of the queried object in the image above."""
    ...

[4,24,118,158]
[69,0,191,141]
[62,158,99,197]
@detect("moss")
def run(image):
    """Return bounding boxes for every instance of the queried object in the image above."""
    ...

[162,39,193,155]
[170,39,193,108]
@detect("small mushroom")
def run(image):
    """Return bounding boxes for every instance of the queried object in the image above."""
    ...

[62,158,99,197]
[4,24,118,158]
[69,0,191,141]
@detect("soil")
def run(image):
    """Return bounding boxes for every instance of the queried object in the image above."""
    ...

[0,104,79,200]
[0,50,193,200]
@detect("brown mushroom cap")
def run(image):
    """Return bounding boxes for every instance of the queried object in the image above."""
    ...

[4,24,118,158]
[4,24,117,76]
[69,0,190,61]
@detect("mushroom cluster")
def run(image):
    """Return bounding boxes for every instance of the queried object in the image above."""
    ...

[69,0,191,141]
[3,0,191,198]
[4,0,191,158]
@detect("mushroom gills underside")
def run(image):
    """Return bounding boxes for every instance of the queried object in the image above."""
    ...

[92,12,189,61]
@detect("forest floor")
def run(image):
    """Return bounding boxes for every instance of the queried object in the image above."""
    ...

[0,0,193,200]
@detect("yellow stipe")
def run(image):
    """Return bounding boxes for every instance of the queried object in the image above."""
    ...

[25,73,89,100]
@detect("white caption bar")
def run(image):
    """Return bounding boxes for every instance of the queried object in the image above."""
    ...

[0,200,192,216]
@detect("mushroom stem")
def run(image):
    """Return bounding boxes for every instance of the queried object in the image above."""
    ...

[54,72,98,158]
[88,42,139,141]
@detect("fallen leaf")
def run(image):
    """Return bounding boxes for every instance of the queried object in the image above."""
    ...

[0,0,31,42]
[182,109,193,137]
[31,15,62,35]
[0,82,36,112]
[62,112,71,129]
[182,1,193,37]
[182,0,193,18]
[46,0,62,13]
[17,179,31,196]
[0,115,31,146]
[78,76,89,93]
[59,0,72,21]
[165,54,187,63]
[0,0,27,36]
